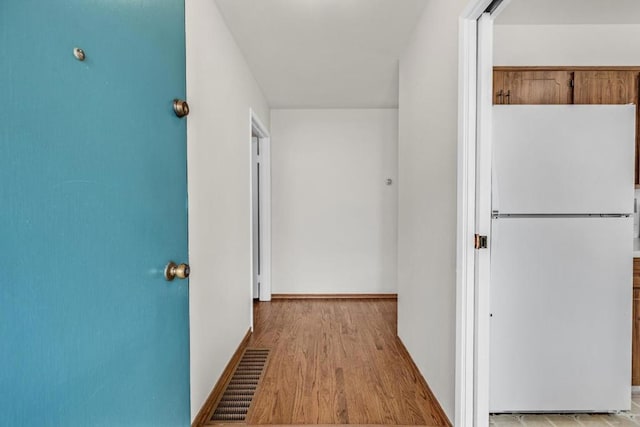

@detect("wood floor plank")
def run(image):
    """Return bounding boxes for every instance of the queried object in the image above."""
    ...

[245,299,450,426]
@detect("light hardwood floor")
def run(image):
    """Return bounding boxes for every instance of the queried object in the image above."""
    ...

[242,299,450,426]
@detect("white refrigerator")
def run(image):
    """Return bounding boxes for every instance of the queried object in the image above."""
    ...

[489,105,636,413]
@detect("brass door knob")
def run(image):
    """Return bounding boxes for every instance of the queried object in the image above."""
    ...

[173,99,190,118]
[165,261,190,281]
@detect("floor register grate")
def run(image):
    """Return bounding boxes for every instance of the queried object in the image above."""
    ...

[209,348,269,423]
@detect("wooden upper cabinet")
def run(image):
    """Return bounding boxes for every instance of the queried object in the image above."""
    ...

[574,71,638,104]
[494,70,573,105]
[634,287,640,385]
[633,260,640,385]
[634,259,640,288]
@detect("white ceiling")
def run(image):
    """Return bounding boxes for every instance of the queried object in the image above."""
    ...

[215,0,428,108]
[496,0,640,25]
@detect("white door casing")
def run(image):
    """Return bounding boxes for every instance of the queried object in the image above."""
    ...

[474,12,494,427]
[456,1,511,426]
[250,110,272,303]
[252,135,260,299]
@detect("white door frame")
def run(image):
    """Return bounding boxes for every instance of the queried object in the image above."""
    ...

[456,2,510,426]
[250,109,272,303]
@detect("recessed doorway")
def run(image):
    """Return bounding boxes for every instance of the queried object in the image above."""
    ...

[250,110,272,304]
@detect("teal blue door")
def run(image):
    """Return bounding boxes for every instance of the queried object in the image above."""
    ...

[1,1,190,426]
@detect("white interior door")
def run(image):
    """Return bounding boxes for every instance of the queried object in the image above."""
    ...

[489,216,632,412]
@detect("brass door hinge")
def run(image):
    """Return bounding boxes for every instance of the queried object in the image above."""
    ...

[474,234,488,249]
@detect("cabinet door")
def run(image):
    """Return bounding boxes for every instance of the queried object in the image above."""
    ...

[634,288,640,385]
[574,71,637,104]
[494,70,573,105]
[494,71,505,104]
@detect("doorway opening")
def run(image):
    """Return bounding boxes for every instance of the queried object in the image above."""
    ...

[250,110,272,305]
[459,1,640,426]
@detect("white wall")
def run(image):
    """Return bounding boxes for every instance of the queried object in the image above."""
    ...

[186,0,270,420]
[495,24,640,66]
[397,0,468,421]
[271,109,398,294]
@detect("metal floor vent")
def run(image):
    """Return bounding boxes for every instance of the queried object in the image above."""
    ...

[209,349,269,423]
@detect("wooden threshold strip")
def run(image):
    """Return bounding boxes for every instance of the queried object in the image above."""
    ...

[271,293,397,300]
[192,328,252,427]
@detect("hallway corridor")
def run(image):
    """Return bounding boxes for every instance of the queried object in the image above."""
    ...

[237,299,449,426]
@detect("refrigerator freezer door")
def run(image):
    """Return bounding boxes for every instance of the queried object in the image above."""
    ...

[492,105,635,215]
[489,216,632,412]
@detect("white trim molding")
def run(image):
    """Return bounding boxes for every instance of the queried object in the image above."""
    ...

[456,11,479,427]
[473,13,495,427]
[456,1,511,426]
[250,109,272,306]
